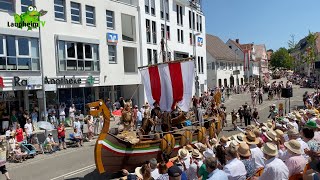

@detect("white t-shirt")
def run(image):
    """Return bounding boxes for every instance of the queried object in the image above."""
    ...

[24,123,33,135]
[46,137,55,143]
[73,121,81,133]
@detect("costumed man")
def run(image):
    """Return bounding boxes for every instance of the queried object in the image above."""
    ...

[118,103,133,132]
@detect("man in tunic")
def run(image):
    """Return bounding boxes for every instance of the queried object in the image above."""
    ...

[118,103,133,132]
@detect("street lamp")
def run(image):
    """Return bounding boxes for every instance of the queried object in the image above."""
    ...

[193,32,201,97]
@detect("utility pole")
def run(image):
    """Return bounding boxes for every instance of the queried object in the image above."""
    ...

[162,0,169,62]
[191,1,199,97]
[39,11,47,121]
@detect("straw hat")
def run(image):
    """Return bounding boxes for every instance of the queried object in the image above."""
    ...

[264,130,278,142]
[192,149,203,159]
[288,122,295,130]
[209,138,218,146]
[261,142,278,157]
[195,143,207,152]
[233,134,245,144]
[135,166,144,179]
[287,128,299,136]
[284,140,302,155]
[299,109,306,115]
[184,144,194,153]
[237,143,251,157]
[275,129,284,139]
[295,113,302,121]
[243,131,259,145]
[220,136,228,144]
[261,126,267,132]
[178,148,189,159]
[226,140,239,148]
[203,148,215,158]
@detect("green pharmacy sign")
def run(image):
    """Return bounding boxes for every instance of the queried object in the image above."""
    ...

[7,6,47,31]
[87,76,95,85]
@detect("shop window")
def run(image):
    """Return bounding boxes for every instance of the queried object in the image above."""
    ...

[0,35,39,71]
[70,2,81,23]
[57,40,99,71]
[0,0,14,12]
[106,10,114,29]
[85,5,95,26]
[54,0,66,20]
[21,0,34,13]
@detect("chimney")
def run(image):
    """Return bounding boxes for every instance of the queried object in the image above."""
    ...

[236,39,239,44]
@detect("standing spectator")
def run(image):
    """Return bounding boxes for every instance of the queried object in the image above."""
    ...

[77,110,85,133]
[243,104,252,126]
[106,99,113,114]
[10,110,18,130]
[283,140,307,177]
[223,147,247,180]
[156,162,169,179]
[69,104,76,127]
[149,158,160,179]
[258,87,263,104]
[59,103,66,123]
[136,108,142,129]
[17,107,24,127]
[1,110,9,134]
[204,156,228,180]
[119,97,125,108]
[57,123,66,150]
[48,106,57,126]
[87,115,94,141]
[24,119,33,143]
[244,131,265,170]
[167,165,183,180]
[237,143,255,178]
[238,106,244,126]
[259,143,289,180]
[15,124,24,143]
[30,107,38,129]
[0,137,11,180]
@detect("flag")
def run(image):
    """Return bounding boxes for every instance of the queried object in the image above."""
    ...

[0,77,4,88]
[140,61,194,112]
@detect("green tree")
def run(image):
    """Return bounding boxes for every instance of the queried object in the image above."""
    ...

[270,47,294,69]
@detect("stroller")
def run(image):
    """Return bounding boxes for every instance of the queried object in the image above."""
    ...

[20,140,37,158]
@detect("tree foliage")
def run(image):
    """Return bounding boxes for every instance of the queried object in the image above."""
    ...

[303,31,318,65]
[270,47,294,69]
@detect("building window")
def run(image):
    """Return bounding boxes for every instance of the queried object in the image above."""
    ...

[196,14,199,31]
[161,24,170,40]
[145,0,149,14]
[216,61,220,70]
[70,2,81,23]
[199,15,202,32]
[121,14,136,42]
[197,56,203,74]
[212,62,215,70]
[235,63,238,70]
[177,29,180,43]
[177,29,184,43]
[147,49,152,64]
[0,35,40,71]
[108,45,116,63]
[181,30,184,43]
[146,19,151,43]
[57,41,99,71]
[189,33,192,45]
[85,5,95,26]
[0,0,14,12]
[176,4,183,26]
[106,10,114,29]
[151,0,155,16]
[54,0,65,20]
[152,21,157,44]
[160,0,169,20]
[188,10,192,29]
[153,50,158,64]
[21,0,34,13]
[207,62,211,70]
[192,12,195,30]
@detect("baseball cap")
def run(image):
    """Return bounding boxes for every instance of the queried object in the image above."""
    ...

[168,165,182,177]
[48,133,53,136]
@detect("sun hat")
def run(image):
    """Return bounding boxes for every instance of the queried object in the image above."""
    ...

[184,144,194,153]
[194,143,207,152]
[178,148,189,159]
[307,110,316,116]
[295,113,302,121]
[168,165,182,177]
[284,140,302,155]
[275,129,284,138]
[287,113,296,120]
[209,138,218,145]
[220,136,228,144]
[237,143,251,157]
[203,148,215,158]
[305,120,318,129]
[282,118,290,124]
[243,131,259,145]
[261,126,267,132]
[272,104,276,107]
[192,149,203,159]
[135,166,144,179]
[233,134,245,144]
[264,130,278,142]
[261,142,278,157]
[287,128,299,136]
[226,140,239,148]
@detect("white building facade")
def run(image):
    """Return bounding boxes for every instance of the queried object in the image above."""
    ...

[139,0,207,96]
[0,0,143,114]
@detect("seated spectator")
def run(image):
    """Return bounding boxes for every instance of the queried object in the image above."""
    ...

[258,142,289,180]
[5,126,14,140]
[149,158,160,179]
[204,156,228,180]
[13,144,27,162]
[73,128,83,147]
[223,146,247,180]
[284,140,307,177]
[44,133,59,153]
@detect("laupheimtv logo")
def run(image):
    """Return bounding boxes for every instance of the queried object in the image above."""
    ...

[7,6,47,31]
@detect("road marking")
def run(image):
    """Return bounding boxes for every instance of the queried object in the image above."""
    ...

[49,164,96,180]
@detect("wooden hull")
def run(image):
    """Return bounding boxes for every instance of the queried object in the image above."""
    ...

[96,132,198,173]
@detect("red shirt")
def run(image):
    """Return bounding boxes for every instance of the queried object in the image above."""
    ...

[16,128,24,142]
[57,127,65,138]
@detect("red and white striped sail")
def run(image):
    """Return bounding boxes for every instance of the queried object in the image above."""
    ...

[139,61,194,112]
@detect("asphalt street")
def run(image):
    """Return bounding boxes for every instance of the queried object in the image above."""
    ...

[7,78,312,180]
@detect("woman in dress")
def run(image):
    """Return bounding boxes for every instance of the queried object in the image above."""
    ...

[15,124,24,143]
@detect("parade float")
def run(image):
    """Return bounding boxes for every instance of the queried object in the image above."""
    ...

[88,56,224,174]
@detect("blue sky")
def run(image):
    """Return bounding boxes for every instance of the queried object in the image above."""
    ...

[203,0,320,50]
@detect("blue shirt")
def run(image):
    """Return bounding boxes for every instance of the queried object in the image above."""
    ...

[207,169,228,180]
[137,111,142,122]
